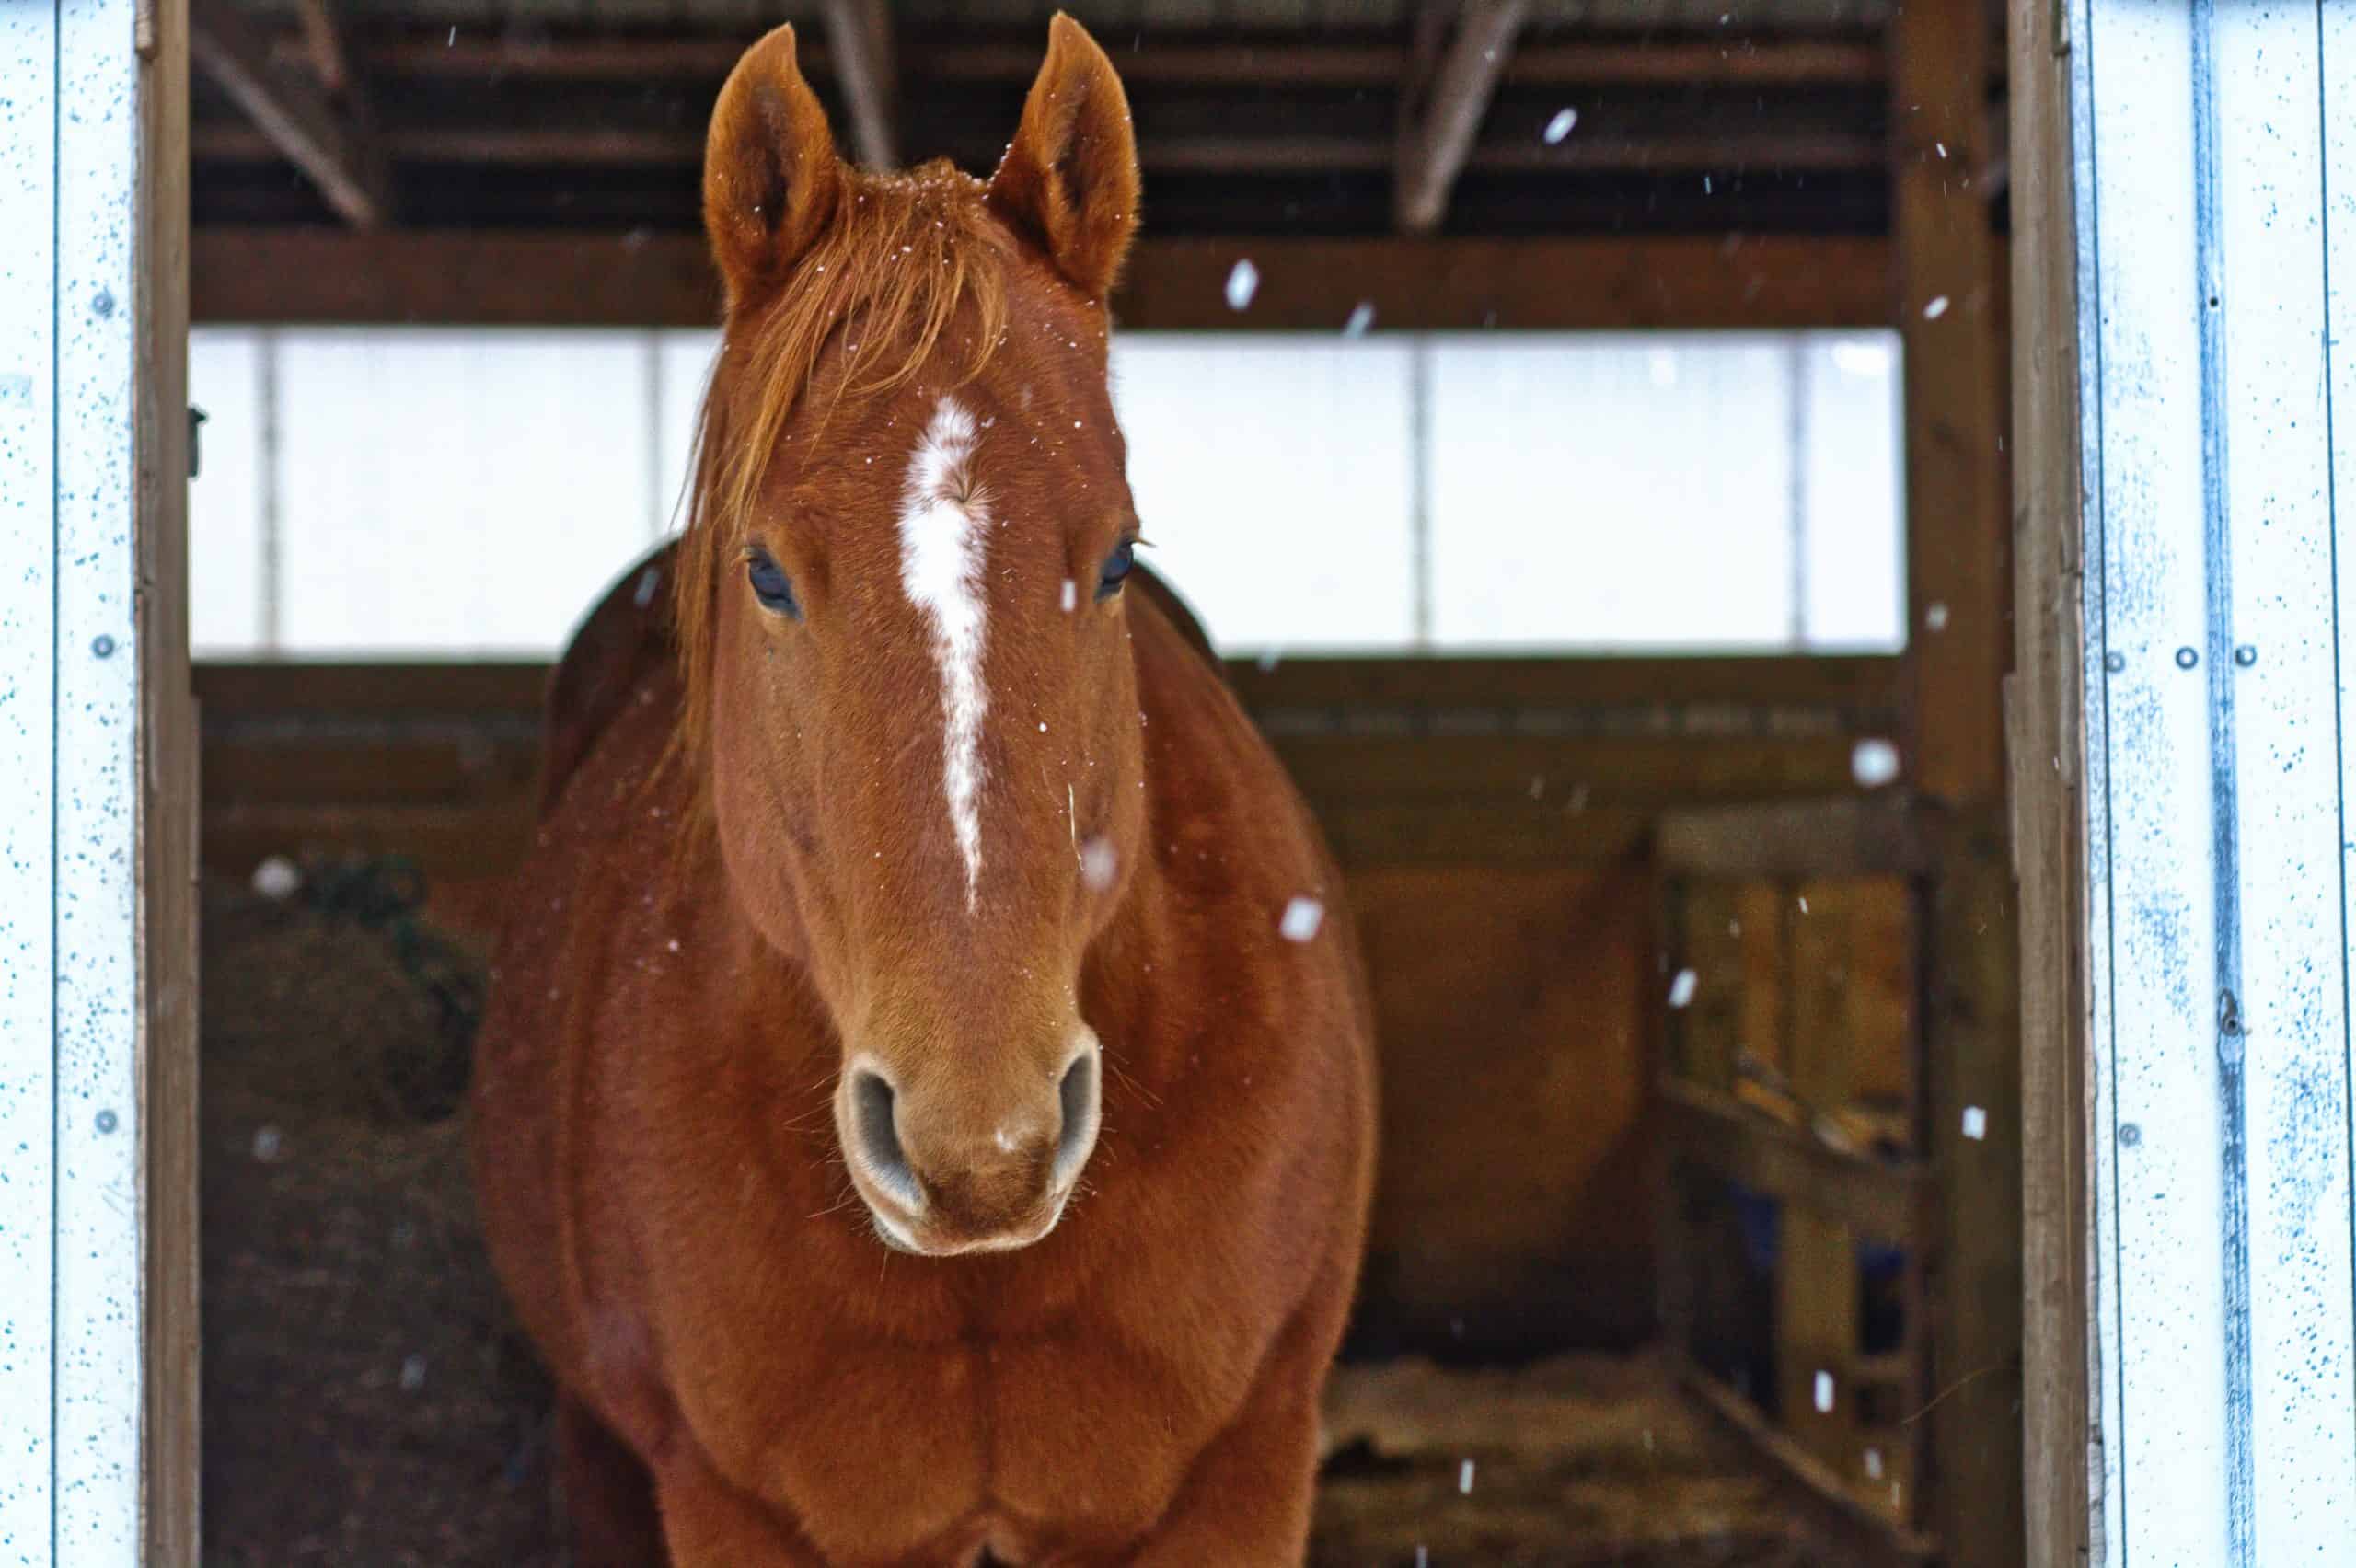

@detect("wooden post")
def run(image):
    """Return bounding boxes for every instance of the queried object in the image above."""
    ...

[1890,0,2023,1562]
[140,0,202,1556]
[2005,0,2093,1559]
[1894,0,2009,805]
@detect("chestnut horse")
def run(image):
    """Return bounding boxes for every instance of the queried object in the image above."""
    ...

[469,15,1376,1566]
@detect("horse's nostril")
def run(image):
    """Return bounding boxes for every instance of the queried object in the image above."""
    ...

[849,1068,923,1212]
[1054,1050,1101,1186]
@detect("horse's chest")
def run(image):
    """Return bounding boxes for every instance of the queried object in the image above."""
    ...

[707,1326,1201,1563]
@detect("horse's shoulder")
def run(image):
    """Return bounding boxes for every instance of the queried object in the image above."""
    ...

[1128,562,1220,677]
[540,540,679,817]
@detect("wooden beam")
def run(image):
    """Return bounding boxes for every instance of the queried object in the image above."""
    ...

[1657,1080,1934,1246]
[1394,0,1528,233]
[292,0,352,94]
[1123,235,1891,330]
[191,228,1896,330]
[1656,796,1926,881]
[1893,11,2007,807]
[191,120,1884,178]
[1674,1354,1938,1565]
[2005,0,2092,1555]
[189,0,389,226]
[822,0,896,170]
[191,656,1899,879]
[1889,0,2021,1562]
[137,0,201,1556]
[324,29,831,81]
[194,122,706,167]
[319,28,1887,89]
[187,653,1906,724]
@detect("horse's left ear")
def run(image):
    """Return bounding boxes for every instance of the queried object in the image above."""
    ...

[986,13,1140,300]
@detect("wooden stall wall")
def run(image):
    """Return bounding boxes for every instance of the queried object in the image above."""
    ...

[197,651,1904,1359]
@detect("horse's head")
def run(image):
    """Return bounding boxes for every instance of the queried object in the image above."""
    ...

[681,16,1149,1256]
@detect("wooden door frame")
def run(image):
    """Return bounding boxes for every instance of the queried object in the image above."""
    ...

[2007,0,2097,1561]
[0,0,198,1559]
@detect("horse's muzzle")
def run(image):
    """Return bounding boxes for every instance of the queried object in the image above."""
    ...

[838,1042,1100,1256]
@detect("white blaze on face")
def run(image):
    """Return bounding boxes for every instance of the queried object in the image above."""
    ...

[898,398,991,909]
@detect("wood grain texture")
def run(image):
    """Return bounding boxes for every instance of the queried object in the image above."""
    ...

[140,0,202,1553]
[191,228,1901,331]
[2005,0,2094,1557]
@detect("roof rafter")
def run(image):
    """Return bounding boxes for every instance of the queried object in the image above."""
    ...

[824,0,898,169]
[1394,0,1530,234]
[191,0,392,226]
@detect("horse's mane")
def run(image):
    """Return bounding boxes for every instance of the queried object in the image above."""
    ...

[668,160,1011,825]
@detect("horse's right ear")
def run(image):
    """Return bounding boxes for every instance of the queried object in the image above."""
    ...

[703,24,842,311]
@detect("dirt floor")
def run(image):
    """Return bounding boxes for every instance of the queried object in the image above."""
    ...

[201,867,1807,1567]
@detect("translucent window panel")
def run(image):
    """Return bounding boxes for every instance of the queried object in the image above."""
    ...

[1797,334,1905,650]
[1109,336,1415,651]
[1427,333,1802,651]
[653,329,723,538]
[189,328,265,655]
[271,329,654,656]
[185,325,1900,661]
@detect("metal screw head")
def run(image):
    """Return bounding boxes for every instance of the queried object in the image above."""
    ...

[2175,647,2199,669]
[2119,1123,2142,1147]
[2104,651,2126,674]
[90,634,115,658]
[2234,645,2257,667]
[95,1110,117,1135]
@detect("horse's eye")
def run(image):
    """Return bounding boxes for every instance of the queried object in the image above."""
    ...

[747,551,800,617]
[1097,538,1136,600]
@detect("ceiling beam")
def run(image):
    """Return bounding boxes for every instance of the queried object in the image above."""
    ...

[190,227,1895,331]
[1394,1,1530,234]
[823,0,898,169]
[283,28,1888,89]
[292,0,353,94]
[192,123,1882,178]
[190,0,391,227]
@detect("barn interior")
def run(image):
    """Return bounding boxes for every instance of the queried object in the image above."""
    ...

[184,0,2018,1563]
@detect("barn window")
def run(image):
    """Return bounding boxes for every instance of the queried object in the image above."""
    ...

[189,326,1902,659]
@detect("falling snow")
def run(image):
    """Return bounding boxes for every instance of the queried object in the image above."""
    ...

[1343,301,1376,337]
[1543,108,1578,144]
[1851,738,1901,788]
[1668,969,1698,1009]
[1279,896,1324,942]
[1923,294,1951,319]
[1224,259,1260,311]
[251,855,301,901]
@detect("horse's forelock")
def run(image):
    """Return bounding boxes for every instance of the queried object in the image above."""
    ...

[666,162,1014,836]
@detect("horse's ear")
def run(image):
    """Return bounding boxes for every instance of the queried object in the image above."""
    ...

[986,13,1140,300]
[703,24,843,310]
